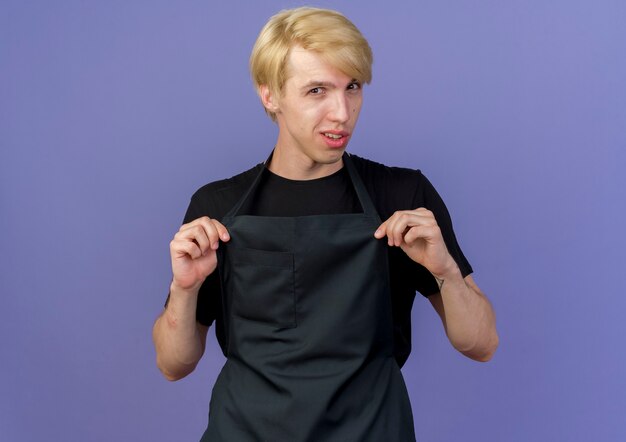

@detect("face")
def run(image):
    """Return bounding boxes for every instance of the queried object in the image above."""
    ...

[262,46,363,176]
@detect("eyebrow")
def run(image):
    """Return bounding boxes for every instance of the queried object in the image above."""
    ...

[299,79,358,92]
[300,81,335,91]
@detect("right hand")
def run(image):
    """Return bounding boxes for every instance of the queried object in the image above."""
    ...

[169,216,230,292]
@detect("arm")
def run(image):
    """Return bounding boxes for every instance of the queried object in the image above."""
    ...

[375,209,498,362]
[428,274,498,362]
[152,216,230,381]
[153,285,209,381]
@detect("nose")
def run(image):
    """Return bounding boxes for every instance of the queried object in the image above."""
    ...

[328,92,350,123]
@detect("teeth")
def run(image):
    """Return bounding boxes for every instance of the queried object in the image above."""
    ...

[324,133,343,139]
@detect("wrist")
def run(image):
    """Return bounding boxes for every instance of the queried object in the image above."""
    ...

[430,255,463,292]
[164,282,200,327]
[170,279,202,296]
[168,281,201,307]
[431,262,464,294]
[431,256,461,282]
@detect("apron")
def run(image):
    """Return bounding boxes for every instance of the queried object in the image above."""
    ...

[201,153,416,442]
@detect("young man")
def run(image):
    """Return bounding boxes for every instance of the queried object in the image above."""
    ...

[153,7,498,441]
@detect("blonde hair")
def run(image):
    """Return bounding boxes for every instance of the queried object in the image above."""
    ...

[250,7,373,121]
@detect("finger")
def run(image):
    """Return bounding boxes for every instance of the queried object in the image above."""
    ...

[415,209,438,227]
[176,224,211,255]
[393,217,410,247]
[180,217,229,251]
[189,217,223,250]
[388,211,437,246]
[403,224,441,245]
[387,212,413,246]
[195,217,230,247]
[210,219,230,242]
[170,238,203,260]
[377,213,405,246]
[201,219,223,250]
[181,216,213,229]
[374,219,389,239]
[414,207,434,217]
[405,209,437,225]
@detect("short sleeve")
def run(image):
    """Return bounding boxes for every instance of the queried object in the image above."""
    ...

[413,174,473,296]
[163,194,221,327]
[186,194,221,327]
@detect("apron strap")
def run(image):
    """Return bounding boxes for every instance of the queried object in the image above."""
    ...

[343,153,381,223]
[223,150,381,223]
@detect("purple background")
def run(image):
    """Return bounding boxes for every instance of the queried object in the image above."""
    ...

[2,1,625,441]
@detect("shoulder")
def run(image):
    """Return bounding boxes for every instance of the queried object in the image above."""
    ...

[186,163,264,221]
[193,162,262,200]
[350,154,425,184]
[350,154,429,218]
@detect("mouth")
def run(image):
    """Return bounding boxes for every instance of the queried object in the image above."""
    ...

[323,132,345,139]
[320,130,350,149]
[321,130,350,139]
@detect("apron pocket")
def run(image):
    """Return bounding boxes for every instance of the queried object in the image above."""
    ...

[229,247,296,328]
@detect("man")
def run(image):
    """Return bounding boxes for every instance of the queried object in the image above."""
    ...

[153,7,498,441]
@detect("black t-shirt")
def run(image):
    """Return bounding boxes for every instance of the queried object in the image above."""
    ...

[241,166,362,216]
[178,154,472,367]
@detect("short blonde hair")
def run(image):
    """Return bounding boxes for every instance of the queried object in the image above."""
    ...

[250,7,373,121]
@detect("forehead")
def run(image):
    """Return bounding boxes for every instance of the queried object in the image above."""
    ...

[285,46,352,87]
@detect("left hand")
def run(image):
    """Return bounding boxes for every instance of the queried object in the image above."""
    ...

[374,208,456,277]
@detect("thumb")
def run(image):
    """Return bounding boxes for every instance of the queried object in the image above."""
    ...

[374,220,388,239]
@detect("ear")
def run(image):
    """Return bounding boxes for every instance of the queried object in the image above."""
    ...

[259,85,280,114]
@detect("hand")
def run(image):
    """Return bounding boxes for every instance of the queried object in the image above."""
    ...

[169,216,230,292]
[374,208,457,277]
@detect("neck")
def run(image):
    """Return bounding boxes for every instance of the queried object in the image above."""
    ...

[267,145,344,180]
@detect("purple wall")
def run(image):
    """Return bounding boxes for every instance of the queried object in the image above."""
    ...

[2,1,625,440]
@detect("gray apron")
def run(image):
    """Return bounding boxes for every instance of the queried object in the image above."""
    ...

[201,153,416,441]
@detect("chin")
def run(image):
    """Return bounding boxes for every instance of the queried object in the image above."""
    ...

[320,148,346,163]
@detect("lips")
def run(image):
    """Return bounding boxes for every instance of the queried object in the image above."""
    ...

[321,130,350,139]
[320,130,350,148]
[323,133,343,139]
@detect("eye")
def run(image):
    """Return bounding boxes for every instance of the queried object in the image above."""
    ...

[308,87,324,95]
[347,82,361,91]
